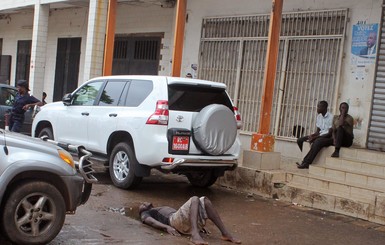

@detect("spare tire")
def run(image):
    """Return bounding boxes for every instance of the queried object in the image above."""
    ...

[192,104,237,155]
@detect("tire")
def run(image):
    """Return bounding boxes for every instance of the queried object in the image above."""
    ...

[37,127,54,140]
[186,171,218,188]
[1,181,66,245]
[109,142,142,189]
[192,104,237,155]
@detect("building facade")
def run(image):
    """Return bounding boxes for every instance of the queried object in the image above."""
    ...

[0,0,384,160]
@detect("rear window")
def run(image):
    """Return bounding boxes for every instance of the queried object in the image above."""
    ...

[168,84,233,112]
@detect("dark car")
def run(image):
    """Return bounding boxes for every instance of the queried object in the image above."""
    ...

[0,84,33,134]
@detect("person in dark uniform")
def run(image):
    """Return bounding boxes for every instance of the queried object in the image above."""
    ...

[9,80,43,132]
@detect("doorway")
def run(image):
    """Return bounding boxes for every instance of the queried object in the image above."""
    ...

[53,37,81,102]
[15,40,31,84]
[112,35,161,75]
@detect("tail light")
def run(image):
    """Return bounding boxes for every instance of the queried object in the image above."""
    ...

[233,106,242,129]
[146,100,169,125]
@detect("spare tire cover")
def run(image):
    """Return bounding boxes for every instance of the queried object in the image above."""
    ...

[192,104,237,155]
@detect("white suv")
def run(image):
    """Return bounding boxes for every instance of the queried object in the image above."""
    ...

[32,76,242,189]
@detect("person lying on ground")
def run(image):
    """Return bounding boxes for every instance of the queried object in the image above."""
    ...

[139,196,241,245]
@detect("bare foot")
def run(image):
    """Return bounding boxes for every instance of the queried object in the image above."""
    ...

[190,235,208,245]
[221,235,242,244]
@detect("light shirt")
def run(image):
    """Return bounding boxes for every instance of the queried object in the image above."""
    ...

[316,112,333,136]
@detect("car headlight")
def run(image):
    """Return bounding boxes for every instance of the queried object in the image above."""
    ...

[58,149,75,168]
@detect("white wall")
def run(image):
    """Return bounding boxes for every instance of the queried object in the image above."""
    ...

[44,7,88,103]
[115,2,176,76]
[0,0,382,154]
[182,0,383,151]
[0,12,34,86]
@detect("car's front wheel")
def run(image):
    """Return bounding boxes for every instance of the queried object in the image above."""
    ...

[186,171,218,187]
[109,142,142,189]
[1,181,66,245]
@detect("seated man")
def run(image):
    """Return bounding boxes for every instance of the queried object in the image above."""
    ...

[296,100,333,152]
[297,100,333,169]
[330,102,354,157]
[139,196,241,245]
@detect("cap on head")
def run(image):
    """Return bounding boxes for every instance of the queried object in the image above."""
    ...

[17,80,30,91]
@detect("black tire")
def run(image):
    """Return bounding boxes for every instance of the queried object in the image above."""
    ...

[1,181,66,245]
[37,127,54,140]
[186,171,218,188]
[109,142,142,189]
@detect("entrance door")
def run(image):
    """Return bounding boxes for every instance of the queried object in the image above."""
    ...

[15,40,31,83]
[53,38,81,102]
[112,36,161,75]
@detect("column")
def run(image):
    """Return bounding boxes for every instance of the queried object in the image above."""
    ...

[83,0,108,81]
[251,0,283,152]
[29,3,49,99]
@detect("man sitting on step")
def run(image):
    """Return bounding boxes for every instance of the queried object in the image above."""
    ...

[297,100,333,169]
[330,102,354,158]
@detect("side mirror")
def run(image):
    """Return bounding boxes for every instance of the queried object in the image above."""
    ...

[62,93,72,106]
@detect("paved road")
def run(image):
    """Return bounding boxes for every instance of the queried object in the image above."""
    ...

[2,169,385,245]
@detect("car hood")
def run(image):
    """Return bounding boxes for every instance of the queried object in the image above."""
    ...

[0,129,61,155]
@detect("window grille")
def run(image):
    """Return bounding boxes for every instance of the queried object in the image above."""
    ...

[134,40,159,60]
[198,9,347,139]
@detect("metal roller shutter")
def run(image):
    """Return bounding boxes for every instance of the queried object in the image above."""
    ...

[368,3,385,151]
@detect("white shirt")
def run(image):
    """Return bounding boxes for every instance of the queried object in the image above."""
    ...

[316,112,333,136]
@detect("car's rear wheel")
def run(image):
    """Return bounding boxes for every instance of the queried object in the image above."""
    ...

[1,181,66,245]
[37,127,54,140]
[186,171,218,187]
[109,142,142,189]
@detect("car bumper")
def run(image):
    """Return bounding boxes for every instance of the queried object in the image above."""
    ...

[61,174,92,212]
[160,158,238,171]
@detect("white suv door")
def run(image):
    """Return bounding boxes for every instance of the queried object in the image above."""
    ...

[55,81,104,147]
[86,80,129,152]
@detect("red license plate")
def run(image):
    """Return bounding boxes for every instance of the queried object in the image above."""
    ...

[172,136,189,151]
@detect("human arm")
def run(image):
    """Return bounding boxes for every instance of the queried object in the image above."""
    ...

[22,96,44,111]
[142,216,180,236]
[308,128,321,142]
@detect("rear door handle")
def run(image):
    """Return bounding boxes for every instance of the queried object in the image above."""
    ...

[81,112,89,116]
[109,113,117,117]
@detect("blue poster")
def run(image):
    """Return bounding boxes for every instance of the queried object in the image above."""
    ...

[351,24,378,63]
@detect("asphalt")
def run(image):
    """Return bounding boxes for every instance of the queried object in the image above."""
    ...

[2,169,385,245]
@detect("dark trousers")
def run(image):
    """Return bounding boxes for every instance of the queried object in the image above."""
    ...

[302,137,333,165]
[334,126,353,149]
[9,114,24,133]
[297,136,309,152]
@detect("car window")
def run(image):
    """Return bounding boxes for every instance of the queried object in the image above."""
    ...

[0,87,16,106]
[125,80,153,107]
[168,84,233,112]
[98,81,127,106]
[72,81,103,106]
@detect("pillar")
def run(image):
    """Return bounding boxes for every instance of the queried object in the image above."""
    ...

[29,3,49,99]
[83,0,108,81]
[171,0,187,77]
[251,0,283,152]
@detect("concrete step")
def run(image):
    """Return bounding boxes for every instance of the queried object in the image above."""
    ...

[310,164,385,192]
[339,148,385,165]
[280,181,384,223]
[301,144,385,166]
[325,156,385,176]
[286,171,385,205]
